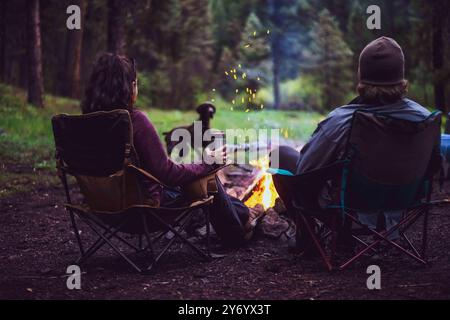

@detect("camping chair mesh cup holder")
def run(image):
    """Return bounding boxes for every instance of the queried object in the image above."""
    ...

[52,109,221,274]
[276,110,442,271]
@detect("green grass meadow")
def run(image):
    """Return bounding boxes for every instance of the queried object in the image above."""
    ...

[0,84,321,163]
[0,83,322,198]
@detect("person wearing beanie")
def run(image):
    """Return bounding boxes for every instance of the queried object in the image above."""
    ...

[270,36,441,254]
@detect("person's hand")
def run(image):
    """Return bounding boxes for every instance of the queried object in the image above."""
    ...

[204,144,228,165]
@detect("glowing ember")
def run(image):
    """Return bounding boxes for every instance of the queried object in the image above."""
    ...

[244,157,279,210]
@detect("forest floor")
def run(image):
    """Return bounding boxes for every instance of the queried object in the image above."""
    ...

[1,157,450,300]
[1,84,450,299]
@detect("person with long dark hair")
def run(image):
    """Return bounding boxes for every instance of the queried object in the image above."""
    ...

[81,53,263,247]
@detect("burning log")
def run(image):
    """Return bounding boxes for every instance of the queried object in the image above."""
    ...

[223,159,295,241]
[240,157,279,211]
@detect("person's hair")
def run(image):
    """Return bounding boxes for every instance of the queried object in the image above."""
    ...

[357,80,408,105]
[81,53,137,114]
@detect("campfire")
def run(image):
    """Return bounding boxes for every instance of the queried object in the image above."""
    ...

[243,157,279,210]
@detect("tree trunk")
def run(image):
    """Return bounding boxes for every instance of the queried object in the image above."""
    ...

[27,0,44,108]
[271,33,281,110]
[107,0,126,54]
[63,0,87,99]
[272,53,281,110]
[432,0,446,114]
[0,0,5,82]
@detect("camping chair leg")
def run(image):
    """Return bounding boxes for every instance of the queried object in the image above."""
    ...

[400,233,421,257]
[339,215,426,270]
[330,214,338,263]
[157,211,210,261]
[146,210,210,273]
[76,217,138,267]
[145,211,194,272]
[141,213,155,260]
[422,208,429,259]
[76,218,130,265]
[352,235,378,254]
[76,231,107,265]
[300,213,333,271]
[87,214,140,251]
[138,235,143,251]
[68,210,85,256]
[205,207,211,257]
[83,218,142,273]
[340,212,426,269]
[151,209,191,245]
[60,172,85,255]
[396,206,429,259]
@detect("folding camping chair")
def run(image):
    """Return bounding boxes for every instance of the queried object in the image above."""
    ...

[278,110,442,271]
[51,109,218,273]
[440,112,450,181]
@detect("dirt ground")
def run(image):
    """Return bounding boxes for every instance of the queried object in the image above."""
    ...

[1,164,450,300]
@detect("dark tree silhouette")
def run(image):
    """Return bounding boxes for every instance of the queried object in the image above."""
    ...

[63,0,87,99]
[0,0,5,82]
[27,0,44,108]
[432,0,447,114]
[107,0,126,55]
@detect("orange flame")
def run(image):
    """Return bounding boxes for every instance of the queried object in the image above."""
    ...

[244,157,279,210]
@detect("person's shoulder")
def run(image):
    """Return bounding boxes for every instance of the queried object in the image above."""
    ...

[131,109,155,132]
[403,98,431,116]
[316,103,361,140]
[131,108,152,124]
[325,101,365,123]
[131,108,147,120]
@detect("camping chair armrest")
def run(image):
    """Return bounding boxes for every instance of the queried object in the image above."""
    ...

[156,195,214,211]
[282,160,347,184]
[65,196,214,214]
[127,164,169,188]
[181,165,229,199]
[280,160,347,211]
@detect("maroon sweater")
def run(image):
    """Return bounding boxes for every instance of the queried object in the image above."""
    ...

[131,109,213,202]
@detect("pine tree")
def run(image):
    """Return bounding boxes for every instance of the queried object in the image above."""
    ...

[108,0,126,54]
[259,0,304,109]
[238,13,270,78]
[346,1,373,84]
[165,0,214,109]
[27,0,44,108]
[307,9,353,110]
[63,0,87,99]
[232,12,271,108]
